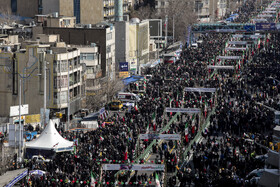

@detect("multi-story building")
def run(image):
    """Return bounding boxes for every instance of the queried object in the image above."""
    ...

[76,44,102,93]
[40,23,116,79]
[103,0,130,22]
[128,18,150,74]
[0,0,39,17]
[0,39,85,122]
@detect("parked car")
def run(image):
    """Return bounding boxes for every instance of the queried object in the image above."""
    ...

[31,155,51,163]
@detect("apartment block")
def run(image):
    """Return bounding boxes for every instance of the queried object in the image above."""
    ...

[0,40,85,121]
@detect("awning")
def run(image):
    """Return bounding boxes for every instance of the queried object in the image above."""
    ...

[123,75,144,86]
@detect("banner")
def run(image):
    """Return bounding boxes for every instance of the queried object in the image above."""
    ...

[256,23,276,30]
[249,35,265,39]
[225,47,247,51]
[6,170,28,187]
[184,87,216,92]
[217,56,242,60]
[228,41,247,45]
[207,65,234,69]
[252,18,268,23]
[266,8,276,10]
[119,71,129,78]
[232,34,244,38]
[99,107,105,115]
[257,14,274,17]
[102,164,165,171]
[165,108,201,113]
[139,134,181,140]
[262,10,277,14]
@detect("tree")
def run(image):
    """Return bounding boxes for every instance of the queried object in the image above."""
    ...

[0,8,19,26]
[130,6,156,20]
[158,0,197,42]
[85,78,124,112]
[131,0,197,42]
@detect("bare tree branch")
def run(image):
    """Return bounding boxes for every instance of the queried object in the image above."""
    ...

[0,8,19,25]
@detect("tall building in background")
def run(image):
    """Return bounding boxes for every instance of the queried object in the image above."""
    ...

[73,0,81,23]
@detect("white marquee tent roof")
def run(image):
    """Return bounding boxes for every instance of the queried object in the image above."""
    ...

[25,120,73,152]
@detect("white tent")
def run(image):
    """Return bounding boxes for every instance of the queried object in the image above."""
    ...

[25,120,73,152]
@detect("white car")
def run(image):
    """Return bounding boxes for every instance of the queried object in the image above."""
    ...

[31,155,51,163]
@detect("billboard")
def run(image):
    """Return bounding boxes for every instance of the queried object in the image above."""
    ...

[119,62,129,72]
[256,23,276,30]
[10,104,29,117]
[119,71,129,78]
[149,19,162,38]
[130,61,137,71]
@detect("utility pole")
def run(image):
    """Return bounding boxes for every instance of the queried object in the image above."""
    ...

[158,21,160,59]
[67,52,70,131]
[173,16,175,44]
[137,25,140,75]
[43,60,47,127]
[165,15,168,47]
[18,79,22,162]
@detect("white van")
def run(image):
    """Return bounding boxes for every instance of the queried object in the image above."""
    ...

[117,92,141,103]
[191,43,198,49]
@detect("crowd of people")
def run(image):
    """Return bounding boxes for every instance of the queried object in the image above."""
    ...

[17,0,280,186]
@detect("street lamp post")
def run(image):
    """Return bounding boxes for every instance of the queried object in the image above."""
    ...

[18,79,22,162]
[43,60,47,127]
[165,15,168,47]
[67,52,70,131]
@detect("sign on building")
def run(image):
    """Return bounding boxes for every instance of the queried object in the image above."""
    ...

[119,62,129,72]
[10,104,29,117]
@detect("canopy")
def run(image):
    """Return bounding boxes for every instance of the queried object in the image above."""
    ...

[123,75,144,86]
[25,120,73,152]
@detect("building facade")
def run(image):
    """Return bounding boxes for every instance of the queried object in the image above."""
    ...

[77,45,102,93]
[41,24,116,79]
[128,18,150,74]
[0,41,85,121]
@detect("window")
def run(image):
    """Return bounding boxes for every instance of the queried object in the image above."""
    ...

[63,19,70,26]
[87,67,95,74]
[106,45,111,53]
[161,1,165,6]
[106,32,112,40]
[81,53,95,60]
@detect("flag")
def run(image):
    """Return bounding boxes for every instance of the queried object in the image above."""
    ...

[185,122,188,143]
[258,38,261,49]
[100,136,104,141]
[204,101,207,118]
[91,171,96,187]
[73,145,77,155]
[152,112,156,123]
[146,123,149,133]
[124,149,128,161]
[155,172,161,187]
[102,122,105,128]
[135,105,138,112]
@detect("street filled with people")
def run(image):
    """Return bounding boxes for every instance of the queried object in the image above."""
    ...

[18,0,280,186]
